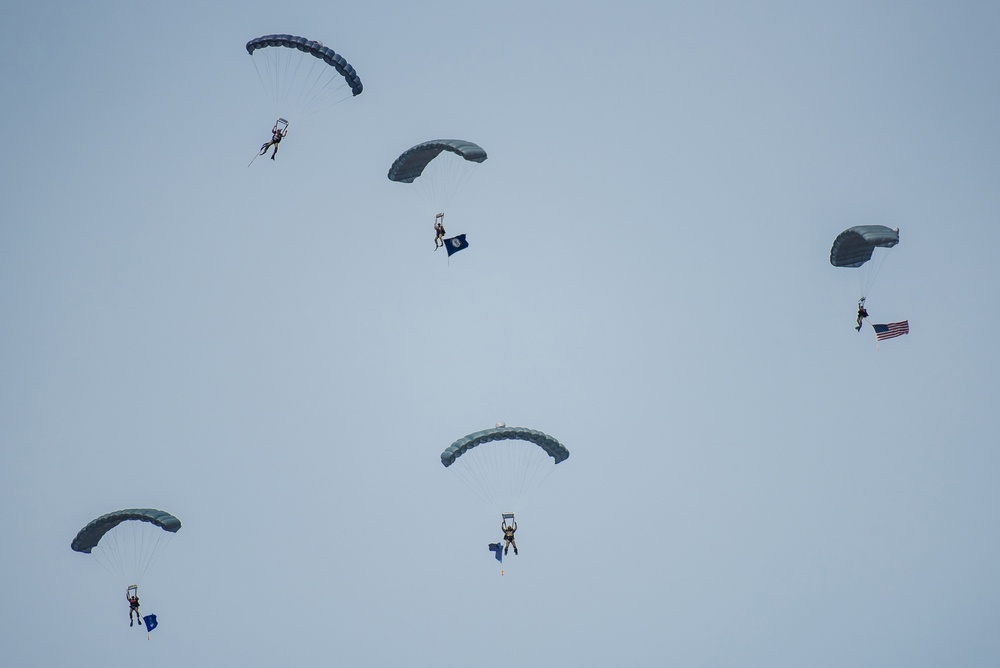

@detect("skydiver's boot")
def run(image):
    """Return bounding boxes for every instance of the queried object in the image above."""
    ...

[130,619,134,627]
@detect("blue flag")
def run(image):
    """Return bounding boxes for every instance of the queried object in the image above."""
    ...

[444,234,469,256]
[143,614,158,632]
[488,542,503,563]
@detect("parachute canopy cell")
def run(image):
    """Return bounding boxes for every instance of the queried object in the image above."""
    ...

[388,139,488,183]
[71,509,182,554]
[830,225,899,268]
[441,426,569,468]
[245,34,363,96]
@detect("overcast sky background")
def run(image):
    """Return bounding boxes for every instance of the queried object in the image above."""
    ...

[2,1,1000,666]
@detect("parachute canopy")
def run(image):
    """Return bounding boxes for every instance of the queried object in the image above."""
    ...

[246,34,362,123]
[441,426,569,515]
[830,225,899,268]
[72,509,181,585]
[441,426,569,468]
[246,35,362,95]
[388,140,487,184]
[72,508,181,554]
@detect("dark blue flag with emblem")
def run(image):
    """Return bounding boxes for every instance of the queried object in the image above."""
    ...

[143,614,158,632]
[488,542,503,563]
[444,234,469,256]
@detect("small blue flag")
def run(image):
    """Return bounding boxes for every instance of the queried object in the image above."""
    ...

[143,614,158,632]
[444,234,469,256]
[488,542,503,563]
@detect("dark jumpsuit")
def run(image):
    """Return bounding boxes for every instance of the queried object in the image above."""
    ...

[128,596,140,625]
[502,522,518,555]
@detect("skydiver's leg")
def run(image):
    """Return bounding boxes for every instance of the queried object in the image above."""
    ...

[260,142,270,155]
[512,539,517,555]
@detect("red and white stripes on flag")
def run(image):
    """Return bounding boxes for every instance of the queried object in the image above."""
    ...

[873,321,909,341]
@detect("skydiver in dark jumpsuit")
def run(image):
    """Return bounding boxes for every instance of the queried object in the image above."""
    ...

[127,589,141,627]
[260,122,288,160]
[502,518,518,556]
[434,213,446,250]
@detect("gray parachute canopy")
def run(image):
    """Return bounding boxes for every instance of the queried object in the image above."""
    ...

[245,34,363,96]
[71,509,181,554]
[441,426,569,468]
[830,225,899,268]
[388,139,487,183]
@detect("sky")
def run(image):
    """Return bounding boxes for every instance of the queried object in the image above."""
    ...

[2,1,1000,666]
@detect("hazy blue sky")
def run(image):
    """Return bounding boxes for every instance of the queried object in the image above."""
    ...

[2,1,1000,666]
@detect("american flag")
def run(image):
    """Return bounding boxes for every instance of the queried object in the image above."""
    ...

[873,320,909,341]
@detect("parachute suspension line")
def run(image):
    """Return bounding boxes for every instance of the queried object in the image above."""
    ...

[136,528,173,584]
[251,45,358,124]
[448,439,559,513]
[89,530,120,580]
[91,551,117,580]
[296,60,351,118]
[863,248,891,299]
[451,440,502,508]
[251,58,269,109]
[135,522,158,583]
[515,444,558,514]
[251,49,279,119]
[299,80,350,119]
[295,56,329,115]
[252,47,294,119]
[413,155,480,219]
[285,49,311,111]
[449,159,478,207]
[104,523,127,578]
[83,521,176,585]
[452,463,494,508]
[279,49,296,112]
[439,156,478,210]
[131,522,142,578]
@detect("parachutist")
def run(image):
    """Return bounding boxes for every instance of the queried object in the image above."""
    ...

[434,213,446,250]
[856,299,869,332]
[502,517,518,556]
[126,586,141,627]
[259,120,288,160]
